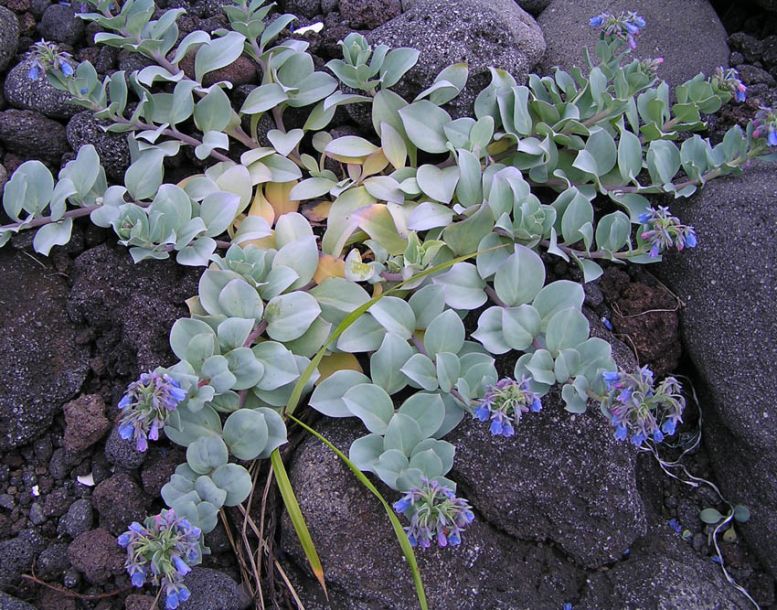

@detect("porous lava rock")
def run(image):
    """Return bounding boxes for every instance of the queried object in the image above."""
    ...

[4,58,80,119]
[0,6,20,72]
[63,394,111,453]
[0,249,89,450]
[67,528,125,584]
[367,0,545,117]
[67,242,200,378]
[0,109,71,163]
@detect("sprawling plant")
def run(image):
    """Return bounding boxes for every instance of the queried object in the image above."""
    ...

[1,2,774,607]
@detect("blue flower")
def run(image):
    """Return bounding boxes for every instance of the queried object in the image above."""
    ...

[630,432,646,446]
[119,510,200,606]
[602,371,620,388]
[475,377,542,437]
[768,127,777,147]
[563,604,573,610]
[131,570,146,587]
[165,591,179,609]
[60,61,74,76]
[661,418,677,435]
[393,497,412,513]
[653,429,664,443]
[614,424,628,441]
[172,555,191,576]
[685,230,697,248]
[667,518,682,534]
[589,15,604,27]
[117,371,187,452]
[393,478,474,550]
[27,63,42,80]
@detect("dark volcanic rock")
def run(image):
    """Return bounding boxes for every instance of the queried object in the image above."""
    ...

[340,0,401,28]
[38,3,84,45]
[0,592,37,610]
[0,531,35,590]
[104,423,147,470]
[58,498,94,538]
[63,394,111,453]
[450,390,646,568]
[538,0,729,87]
[180,568,252,610]
[0,249,89,450]
[579,526,751,609]
[280,0,322,18]
[67,242,200,379]
[656,162,777,579]
[0,109,70,163]
[281,419,584,609]
[0,7,20,72]
[66,111,131,181]
[67,528,125,584]
[367,0,545,118]
[92,473,147,535]
[4,58,79,119]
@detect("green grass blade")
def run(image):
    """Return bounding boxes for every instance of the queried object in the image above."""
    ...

[270,448,328,596]
[288,414,428,610]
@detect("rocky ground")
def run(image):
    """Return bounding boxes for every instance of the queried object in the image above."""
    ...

[0,0,775,609]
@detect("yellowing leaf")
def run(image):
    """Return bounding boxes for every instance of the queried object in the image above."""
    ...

[249,188,275,225]
[362,150,389,177]
[265,181,300,218]
[301,200,332,223]
[316,352,363,383]
[314,254,345,284]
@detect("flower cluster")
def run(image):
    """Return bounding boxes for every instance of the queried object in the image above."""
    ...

[589,11,646,49]
[600,366,685,446]
[753,107,777,147]
[474,377,542,437]
[393,478,475,549]
[711,67,747,103]
[118,370,187,452]
[26,40,74,80]
[118,509,202,610]
[639,206,697,257]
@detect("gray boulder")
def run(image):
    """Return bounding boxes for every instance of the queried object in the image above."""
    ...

[0,248,89,450]
[449,390,646,568]
[281,419,582,609]
[0,7,19,73]
[4,58,79,119]
[656,162,777,579]
[368,0,545,117]
[537,0,729,87]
